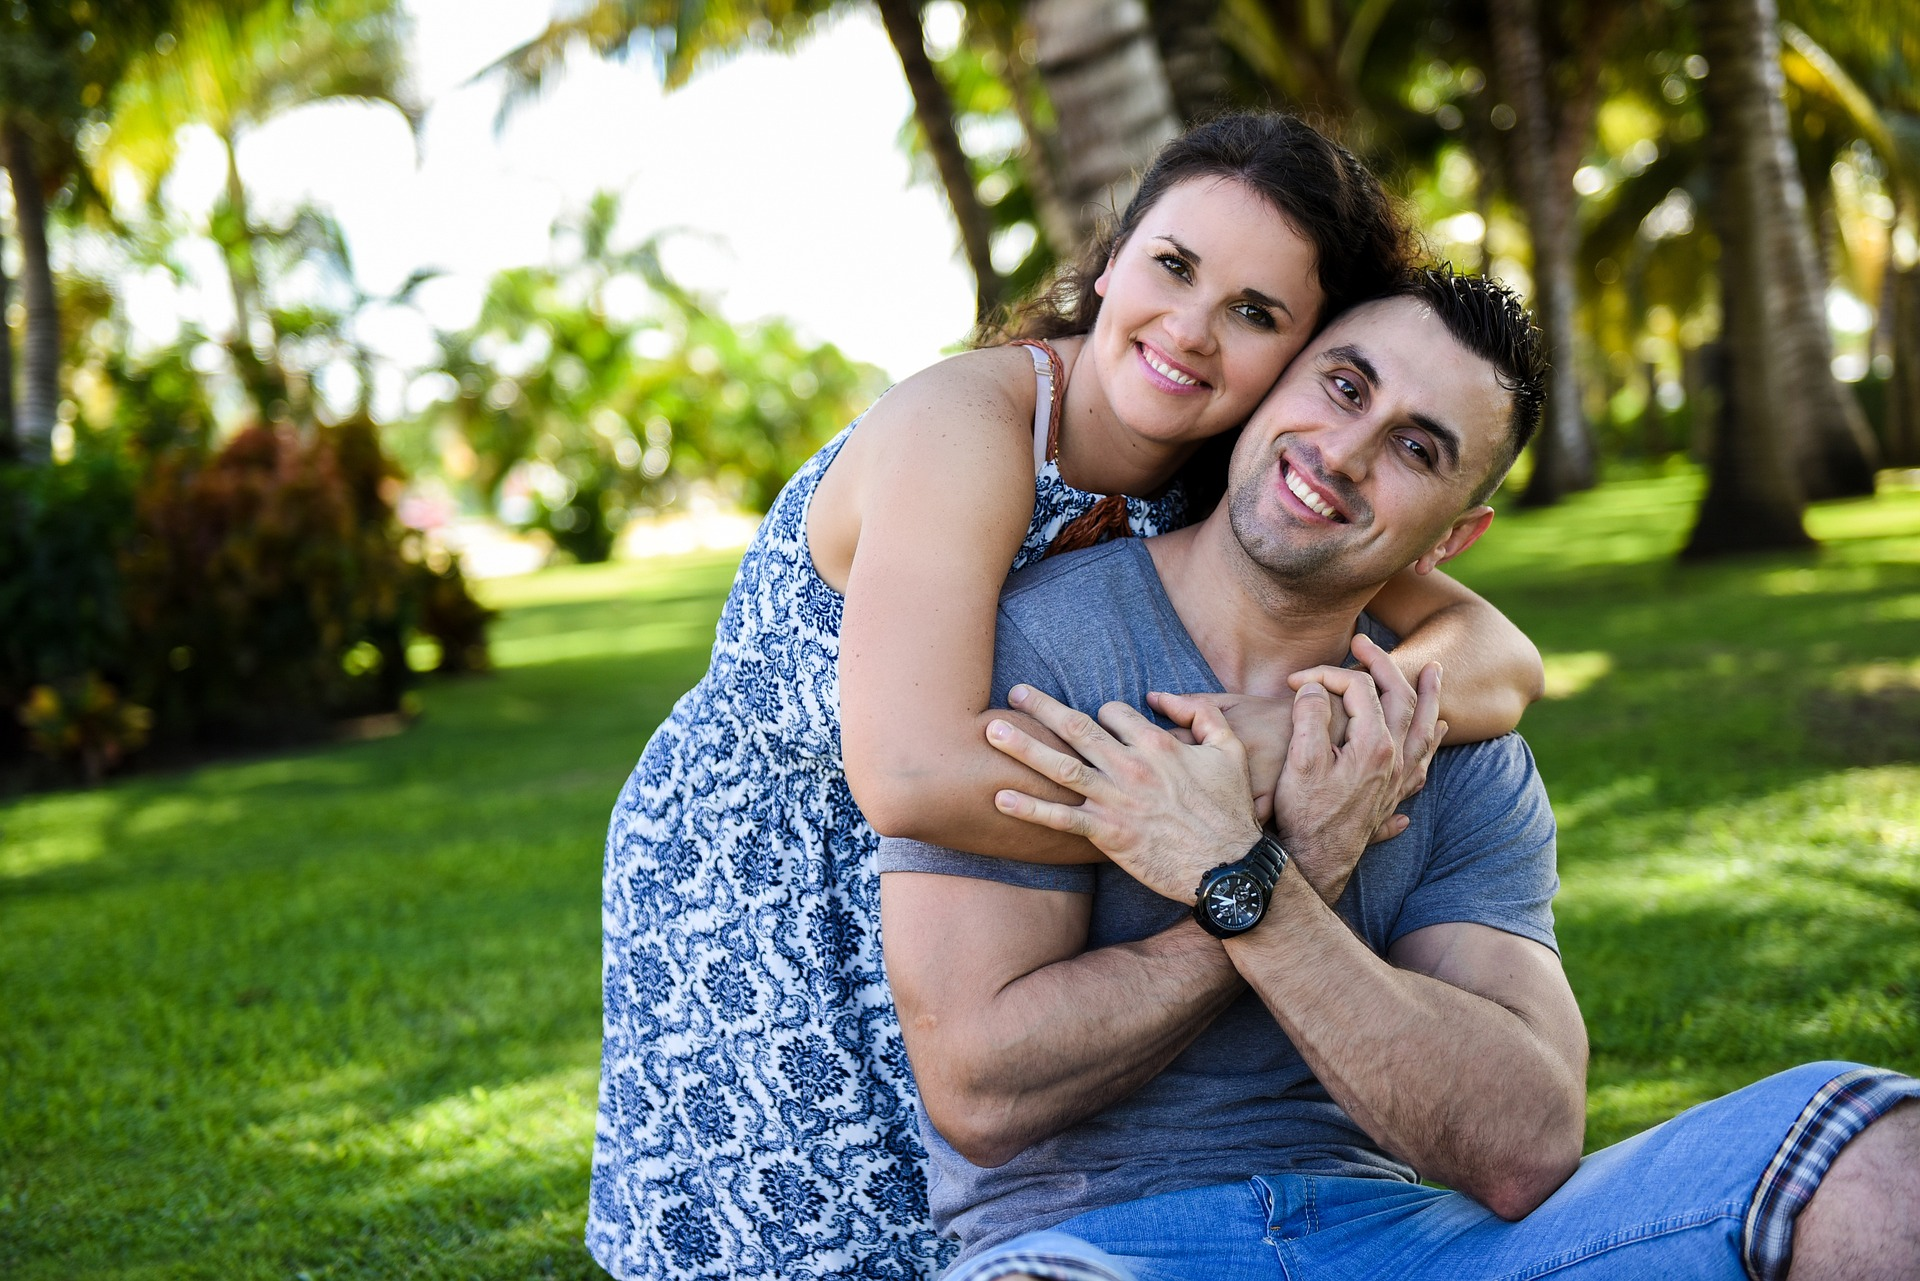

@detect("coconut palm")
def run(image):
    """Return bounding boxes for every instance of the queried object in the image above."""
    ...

[1,1,173,460]
[98,0,417,418]
[485,0,1011,321]
[1684,0,1813,556]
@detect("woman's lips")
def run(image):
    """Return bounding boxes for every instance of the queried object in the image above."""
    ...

[1135,341,1206,393]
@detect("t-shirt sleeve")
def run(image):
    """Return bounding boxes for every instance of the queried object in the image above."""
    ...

[1390,734,1559,953]
[875,838,1098,893]
[872,606,1098,895]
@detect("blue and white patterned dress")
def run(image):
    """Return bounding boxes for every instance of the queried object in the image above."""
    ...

[590,347,1188,1280]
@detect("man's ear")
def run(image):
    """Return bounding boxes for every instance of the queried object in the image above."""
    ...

[1413,506,1494,575]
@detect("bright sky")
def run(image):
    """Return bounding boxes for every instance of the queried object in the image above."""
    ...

[136,0,977,403]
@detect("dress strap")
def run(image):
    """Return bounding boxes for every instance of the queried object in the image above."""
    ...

[1010,339,1068,471]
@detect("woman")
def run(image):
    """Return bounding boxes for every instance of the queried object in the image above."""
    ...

[589,114,1543,1280]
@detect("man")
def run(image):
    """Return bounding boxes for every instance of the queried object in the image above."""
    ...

[876,271,1920,1281]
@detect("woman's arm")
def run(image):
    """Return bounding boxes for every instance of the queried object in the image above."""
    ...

[1357,565,1543,743]
[830,348,1102,863]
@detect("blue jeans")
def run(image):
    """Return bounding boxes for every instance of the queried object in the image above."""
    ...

[951,1062,1919,1281]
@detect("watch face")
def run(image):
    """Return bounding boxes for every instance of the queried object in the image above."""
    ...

[1203,871,1266,932]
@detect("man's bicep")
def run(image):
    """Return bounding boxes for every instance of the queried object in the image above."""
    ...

[1388,922,1587,1074]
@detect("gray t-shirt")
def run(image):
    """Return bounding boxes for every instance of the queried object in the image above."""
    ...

[876,538,1559,1259]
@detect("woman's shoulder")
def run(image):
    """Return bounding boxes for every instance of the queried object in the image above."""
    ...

[866,344,1042,431]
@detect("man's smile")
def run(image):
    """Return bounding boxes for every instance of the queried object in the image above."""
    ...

[1280,458,1350,523]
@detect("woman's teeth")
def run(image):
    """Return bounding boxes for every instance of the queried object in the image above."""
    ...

[1142,348,1198,386]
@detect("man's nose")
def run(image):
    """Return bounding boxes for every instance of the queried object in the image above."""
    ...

[1315,419,1372,484]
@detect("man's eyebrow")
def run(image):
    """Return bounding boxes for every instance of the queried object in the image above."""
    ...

[1321,343,1463,470]
[1157,235,1295,321]
[1409,413,1463,470]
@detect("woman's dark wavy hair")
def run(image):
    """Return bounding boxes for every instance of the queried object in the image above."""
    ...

[991,112,1413,516]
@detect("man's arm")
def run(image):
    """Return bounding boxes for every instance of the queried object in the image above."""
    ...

[880,868,1241,1168]
[1227,893,1587,1218]
[985,647,1588,1218]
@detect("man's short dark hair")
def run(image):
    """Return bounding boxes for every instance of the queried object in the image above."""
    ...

[1386,267,1547,503]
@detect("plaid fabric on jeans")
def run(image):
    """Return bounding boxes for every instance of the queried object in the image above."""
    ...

[947,1237,1136,1281]
[1743,1066,1920,1281]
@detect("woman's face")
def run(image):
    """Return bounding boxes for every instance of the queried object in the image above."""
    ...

[1087,175,1325,447]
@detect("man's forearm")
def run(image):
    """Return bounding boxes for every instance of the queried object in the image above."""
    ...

[903,919,1242,1168]
[1225,869,1586,1218]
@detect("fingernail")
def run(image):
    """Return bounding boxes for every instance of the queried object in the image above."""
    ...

[988,720,1011,741]
[1009,685,1030,705]
[994,791,1018,810]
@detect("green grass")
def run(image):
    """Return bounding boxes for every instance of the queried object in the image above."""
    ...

[4,477,1918,1276]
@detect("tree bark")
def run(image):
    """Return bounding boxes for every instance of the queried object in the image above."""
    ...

[983,18,1080,261]
[1146,0,1229,125]
[1486,0,1599,507]
[1767,126,1879,497]
[872,0,1007,323]
[2,120,57,464]
[0,205,15,456]
[1888,262,1920,467]
[1683,0,1812,557]
[1027,0,1181,248]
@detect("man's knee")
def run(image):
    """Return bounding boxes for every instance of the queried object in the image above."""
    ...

[1784,1095,1920,1281]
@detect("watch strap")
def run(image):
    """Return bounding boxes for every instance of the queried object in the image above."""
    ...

[1241,832,1289,889]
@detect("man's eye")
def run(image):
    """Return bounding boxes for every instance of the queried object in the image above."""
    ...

[1396,435,1433,466]
[1331,374,1361,404]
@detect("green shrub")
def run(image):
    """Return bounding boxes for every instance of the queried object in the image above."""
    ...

[1,418,496,787]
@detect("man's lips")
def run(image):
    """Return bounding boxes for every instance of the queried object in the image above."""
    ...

[1280,459,1349,522]
[1135,341,1206,392]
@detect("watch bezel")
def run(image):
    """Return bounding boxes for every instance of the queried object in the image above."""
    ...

[1191,834,1290,939]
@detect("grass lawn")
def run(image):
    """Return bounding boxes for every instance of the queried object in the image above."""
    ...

[3,471,1917,1277]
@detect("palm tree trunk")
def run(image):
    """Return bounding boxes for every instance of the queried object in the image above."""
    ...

[1767,133,1878,497]
[984,18,1079,260]
[218,132,291,416]
[1027,0,1181,248]
[872,0,1006,323]
[1486,0,1597,506]
[2,121,57,464]
[1146,0,1229,125]
[1889,262,1920,467]
[1683,0,1812,557]
[0,210,15,456]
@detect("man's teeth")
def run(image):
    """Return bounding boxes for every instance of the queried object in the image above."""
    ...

[1143,348,1198,386]
[1285,465,1340,519]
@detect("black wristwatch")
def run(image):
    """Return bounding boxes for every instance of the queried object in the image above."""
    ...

[1192,833,1290,939]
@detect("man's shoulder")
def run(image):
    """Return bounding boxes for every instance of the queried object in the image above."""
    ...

[1000,538,1155,619]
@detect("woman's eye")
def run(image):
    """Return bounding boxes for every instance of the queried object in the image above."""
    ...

[1157,254,1192,280]
[1234,302,1276,330]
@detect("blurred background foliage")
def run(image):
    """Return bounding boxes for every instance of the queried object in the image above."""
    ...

[2,0,1918,786]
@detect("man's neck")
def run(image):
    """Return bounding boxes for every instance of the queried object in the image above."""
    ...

[1144,520,1379,696]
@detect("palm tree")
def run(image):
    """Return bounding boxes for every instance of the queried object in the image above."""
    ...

[1,121,58,462]
[100,0,417,418]
[1026,0,1180,244]
[485,0,1010,321]
[1779,16,1920,467]
[1484,0,1626,506]
[1683,0,1813,556]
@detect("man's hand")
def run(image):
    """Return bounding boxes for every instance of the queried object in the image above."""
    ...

[1271,634,1442,902]
[985,686,1262,904]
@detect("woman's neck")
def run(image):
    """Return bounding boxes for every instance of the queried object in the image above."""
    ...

[1047,335,1199,497]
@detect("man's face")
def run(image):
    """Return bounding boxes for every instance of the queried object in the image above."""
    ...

[1224,296,1512,593]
